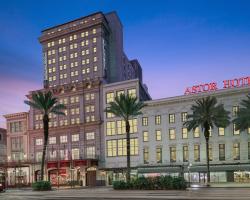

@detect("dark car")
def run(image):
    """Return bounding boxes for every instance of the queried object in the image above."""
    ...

[0,182,4,192]
[0,172,6,192]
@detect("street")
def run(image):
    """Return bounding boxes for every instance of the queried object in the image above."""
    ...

[1,187,250,200]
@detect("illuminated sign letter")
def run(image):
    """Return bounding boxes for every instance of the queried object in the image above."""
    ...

[184,87,191,95]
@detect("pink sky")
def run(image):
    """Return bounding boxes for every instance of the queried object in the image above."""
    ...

[0,76,41,128]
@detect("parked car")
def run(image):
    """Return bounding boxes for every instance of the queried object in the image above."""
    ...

[0,183,4,192]
[0,172,6,192]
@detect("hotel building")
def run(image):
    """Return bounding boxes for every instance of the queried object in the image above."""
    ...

[103,79,250,184]
[2,11,250,186]
[3,11,146,187]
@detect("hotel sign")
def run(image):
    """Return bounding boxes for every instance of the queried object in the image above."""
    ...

[184,76,250,95]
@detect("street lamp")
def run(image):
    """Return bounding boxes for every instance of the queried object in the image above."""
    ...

[188,163,192,188]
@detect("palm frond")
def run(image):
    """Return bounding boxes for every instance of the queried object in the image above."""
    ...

[184,96,230,134]
[104,93,146,121]
[233,94,250,131]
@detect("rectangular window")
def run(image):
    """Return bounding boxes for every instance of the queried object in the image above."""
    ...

[60,135,67,143]
[10,121,23,133]
[130,138,138,155]
[156,130,162,141]
[169,128,176,140]
[129,119,138,133]
[117,120,126,135]
[194,127,200,138]
[86,132,95,140]
[128,88,136,98]
[49,137,56,144]
[86,146,95,158]
[209,144,213,161]
[117,139,127,156]
[36,152,42,162]
[106,92,114,103]
[106,121,116,136]
[169,114,175,123]
[107,140,117,157]
[155,115,161,125]
[219,144,225,161]
[11,137,23,151]
[49,150,57,160]
[232,106,239,117]
[60,149,68,160]
[143,147,149,164]
[194,144,200,162]
[116,90,124,97]
[72,148,79,160]
[36,138,43,146]
[143,131,149,142]
[156,147,162,163]
[170,147,176,162]
[218,127,225,136]
[233,124,240,135]
[142,117,148,126]
[107,112,115,118]
[72,134,79,142]
[183,146,189,162]
[233,143,240,160]
[182,128,188,139]
[181,112,188,122]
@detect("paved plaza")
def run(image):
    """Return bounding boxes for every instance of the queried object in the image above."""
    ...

[1,187,250,200]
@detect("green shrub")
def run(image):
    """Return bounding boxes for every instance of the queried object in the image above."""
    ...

[172,177,187,190]
[32,181,52,191]
[113,176,187,190]
[113,180,128,190]
[159,176,173,189]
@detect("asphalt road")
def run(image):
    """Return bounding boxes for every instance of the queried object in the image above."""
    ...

[1,187,250,200]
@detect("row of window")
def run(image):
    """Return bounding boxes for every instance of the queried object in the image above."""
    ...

[59,94,95,104]
[48,55,98,64]
[9,121,23,133]
[47,29,97,47]
[143,142,243,164]
[142,106,241,126]
[142,126,249,141]
[35,132,95,146]
[106,89,136,104]
[36,146,96,162]
[106,119,138,136]
[35,115,97,129]
[48,67,98,82]
[106,138,138,157]
[49,45,96,55]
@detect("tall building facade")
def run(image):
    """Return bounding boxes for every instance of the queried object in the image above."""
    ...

[25,11,148,187]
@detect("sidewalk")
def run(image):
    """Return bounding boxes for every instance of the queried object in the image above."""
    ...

[190,182,250,188]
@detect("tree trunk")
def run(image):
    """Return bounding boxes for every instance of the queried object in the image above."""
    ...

[125,120,131,182]
[41,114,49,181]
[205,129,210,186]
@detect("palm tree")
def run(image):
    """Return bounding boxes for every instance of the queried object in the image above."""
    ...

[184,96,230,185]
[24,91,66,181]
[233,94,250,132]
[105,93,145,182]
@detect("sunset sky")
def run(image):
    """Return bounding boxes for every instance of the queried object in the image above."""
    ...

[0,0,250,127]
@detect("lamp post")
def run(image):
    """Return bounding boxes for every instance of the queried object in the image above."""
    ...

[188,163,192,188]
